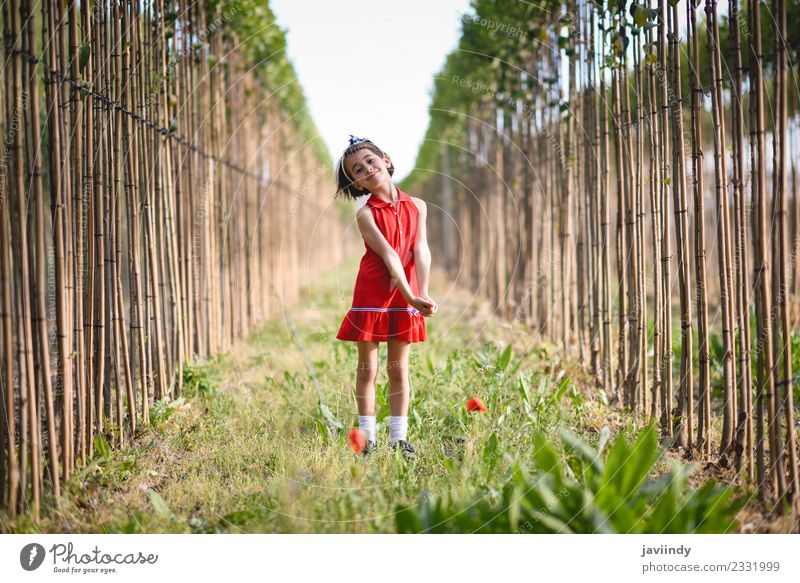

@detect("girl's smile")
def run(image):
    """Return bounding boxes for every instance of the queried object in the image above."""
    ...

[345,148,394,198]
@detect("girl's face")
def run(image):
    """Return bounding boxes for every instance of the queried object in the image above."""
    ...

[345,148,391,192]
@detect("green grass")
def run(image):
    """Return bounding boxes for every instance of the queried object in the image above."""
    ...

[0,259,758,534]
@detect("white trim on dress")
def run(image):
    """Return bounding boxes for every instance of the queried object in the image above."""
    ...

[349,306,420,315]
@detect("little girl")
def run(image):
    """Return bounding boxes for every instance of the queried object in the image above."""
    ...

[334,135,438,461]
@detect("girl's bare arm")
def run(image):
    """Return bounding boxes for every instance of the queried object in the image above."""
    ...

[356,207,415,303]
[412,198,431,296]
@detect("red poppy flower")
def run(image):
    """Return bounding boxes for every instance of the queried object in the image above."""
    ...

[466,396,488,413]
[348,428,367,453]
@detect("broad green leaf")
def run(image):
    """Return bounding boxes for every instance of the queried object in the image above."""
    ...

[560,428,604,475]
[497,343,513,371]
[632,4,650,27]
[532,433,564,486]
[79,43,91,72]
[529,509,574,533]
[517,373,531,405]
[317,400,343,430]
[148,490,176,522]
[597,426,612,454]
[93,433,111,459]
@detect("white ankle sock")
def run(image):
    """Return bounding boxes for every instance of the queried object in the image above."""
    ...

[358,415,377,443]
[389,415,408,445]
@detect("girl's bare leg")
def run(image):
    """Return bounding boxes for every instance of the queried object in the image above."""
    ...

[356,341,379,415]
[387,339,411,416]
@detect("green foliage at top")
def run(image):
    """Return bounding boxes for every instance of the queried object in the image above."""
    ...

[400,0,800,196]
[205,0,331,166]
[402,0,559,194]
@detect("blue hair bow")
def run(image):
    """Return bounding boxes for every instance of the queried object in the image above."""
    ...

[348,134,370,146]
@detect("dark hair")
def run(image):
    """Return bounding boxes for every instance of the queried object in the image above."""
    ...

[334,141,395,201]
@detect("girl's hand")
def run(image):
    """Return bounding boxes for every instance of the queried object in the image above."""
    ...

[410,296,436,317]
[420,294,438,316]
[411,295,437,317]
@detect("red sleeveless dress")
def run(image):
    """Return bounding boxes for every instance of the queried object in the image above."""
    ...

[336,188,427,343]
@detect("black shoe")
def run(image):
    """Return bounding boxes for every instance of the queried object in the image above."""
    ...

[361,440,377,457]
[391,439,416,462]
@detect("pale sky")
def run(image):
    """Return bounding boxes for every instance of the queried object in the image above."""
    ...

[270,0,473,182]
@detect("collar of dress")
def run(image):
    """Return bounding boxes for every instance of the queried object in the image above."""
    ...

[366,188,410,208]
